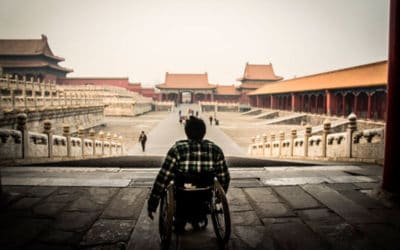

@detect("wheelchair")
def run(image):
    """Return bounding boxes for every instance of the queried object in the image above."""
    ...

[158,170,231,249]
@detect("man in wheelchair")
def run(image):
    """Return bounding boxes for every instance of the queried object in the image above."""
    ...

[147,115,230,233]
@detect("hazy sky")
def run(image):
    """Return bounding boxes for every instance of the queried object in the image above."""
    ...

[0,0,389,87]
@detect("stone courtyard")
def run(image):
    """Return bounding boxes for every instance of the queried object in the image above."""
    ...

[1,106,399,250]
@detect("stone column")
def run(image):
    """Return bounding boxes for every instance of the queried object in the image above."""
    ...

[63,124,71,157]
[250,137,255,155]
[382,0,400,193]
[304,125,312,157]
[322,120,331,158]
[89,128,96,155]
[98,131,105,155]
[290,129,297,157]
[262,133,267,156]
[118,135,123,155]
[106,132,112,155]
[346,113,357,158]
[16,113,28,159]
[270,134,275,156]
[43,119,53,158]
[279,131,285,157]
[78,126,85,157]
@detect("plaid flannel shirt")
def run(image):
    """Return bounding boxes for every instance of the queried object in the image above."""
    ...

[147,139,230,212]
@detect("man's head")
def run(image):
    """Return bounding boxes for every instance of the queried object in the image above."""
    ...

[185,116,206,140]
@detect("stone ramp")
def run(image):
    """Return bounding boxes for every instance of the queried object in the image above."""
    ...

[252,110,279,119]
[128,106,246,156]
[240,108,262,116]
[257,113,306,125]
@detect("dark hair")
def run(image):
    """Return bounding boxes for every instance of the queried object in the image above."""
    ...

[184,116,206,140]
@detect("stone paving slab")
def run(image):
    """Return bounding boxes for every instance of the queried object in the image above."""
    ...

[263,217,328,250]
[302,184,383,224]
[273,186,321,210]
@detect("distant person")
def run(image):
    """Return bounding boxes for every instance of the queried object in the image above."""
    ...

[209,116,213,125]
[195,111,199,117]
[138,131,147,152]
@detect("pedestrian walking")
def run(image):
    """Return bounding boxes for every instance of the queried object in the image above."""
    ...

[209,116,213,125]
[138,131,147,152]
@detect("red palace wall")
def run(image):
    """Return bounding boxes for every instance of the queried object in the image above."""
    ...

[58,78,149,94]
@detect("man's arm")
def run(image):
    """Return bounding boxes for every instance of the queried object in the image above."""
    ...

[147,146,177,214]
[214,149,230,192]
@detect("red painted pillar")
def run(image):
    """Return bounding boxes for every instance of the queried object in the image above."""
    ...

[342,94,346,117]
[291,93,296,111]
[383,0,400,193]
[367,94,372,119]
[271,95,275,109]
[256,96,260,107]
[354,94,358,116]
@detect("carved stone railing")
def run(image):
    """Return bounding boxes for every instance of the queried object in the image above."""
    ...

[153,101,174,111]
[248,113,384,163]
[199,101,240,112]
[0,114,124,161]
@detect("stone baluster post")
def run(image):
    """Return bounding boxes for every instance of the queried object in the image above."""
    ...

[270,134,275,156]
[322,120,331,158]
[50,80,55,107]
[279,131,285,157]
[22,76,27,110]
[106,132,112,155]
[63,124,71,157]
[262,133,267,156]
[43,119,53,158]
[98,131,105,155]
[290,129,297,157]
[304,125,312,157]
[113,134,118,155]
[118,135,123,155]
[255,135,260,155]
[346,113,357,158]
[11,75,17,111]
[28,77,34,108]
[250,136,255,155]
[78,126,85,157]
[89,129,96,156]
[16,113,28,159]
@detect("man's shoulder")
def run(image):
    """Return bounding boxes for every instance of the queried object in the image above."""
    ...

[174,140,189,146]
[202,139,223,150]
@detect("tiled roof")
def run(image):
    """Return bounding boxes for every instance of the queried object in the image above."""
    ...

[215,85,240,95]
[0,35,65,61]
[248,61,388,96]
[0,60,73,72]
[238,63,283,81]
[156,73,216,89]
[237,83,266,90]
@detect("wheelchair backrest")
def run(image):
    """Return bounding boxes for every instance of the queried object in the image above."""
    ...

[174,169,215,188]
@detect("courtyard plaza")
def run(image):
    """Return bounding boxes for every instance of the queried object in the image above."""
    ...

[0,105,399,250]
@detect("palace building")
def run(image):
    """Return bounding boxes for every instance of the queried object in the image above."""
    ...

[237,62,283,104]
[156,72,216,103]
[0,35,73,81]
[247,61,387,120]
[156,72,242,104]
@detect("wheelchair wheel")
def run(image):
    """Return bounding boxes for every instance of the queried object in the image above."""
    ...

[211,180,231,245]
[159,184,175,250]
